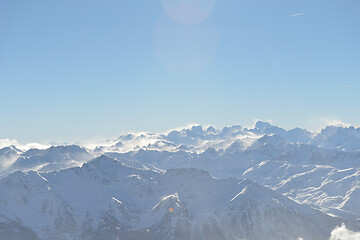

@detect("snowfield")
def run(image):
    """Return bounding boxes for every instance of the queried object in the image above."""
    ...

[0,121,360,239]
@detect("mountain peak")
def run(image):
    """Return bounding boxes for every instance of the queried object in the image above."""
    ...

[254,120,273,130]
[221,125,242,135]
[206,125,217,134]
[257,134,286,146]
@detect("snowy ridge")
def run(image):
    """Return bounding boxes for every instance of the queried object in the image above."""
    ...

[1,121,360,239]
[0,156,344,239]
[1,121,360,175]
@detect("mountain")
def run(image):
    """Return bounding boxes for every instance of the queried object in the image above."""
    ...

[1,145,93,176]
[246,121,312,144]
[0,213,40,240]
[1,121,360,239]
[0,156,342,240]
[103,121,351,153]
[312,125,360,151]
[103,137,360,223]
[0,145,23,171]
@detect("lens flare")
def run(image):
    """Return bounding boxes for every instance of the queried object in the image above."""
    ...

[161,0,216,24]
[153,16,218,74]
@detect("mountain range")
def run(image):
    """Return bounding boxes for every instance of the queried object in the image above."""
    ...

[0,121,360,239]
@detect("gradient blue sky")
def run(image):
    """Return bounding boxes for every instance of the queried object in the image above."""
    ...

[0,0,359,143]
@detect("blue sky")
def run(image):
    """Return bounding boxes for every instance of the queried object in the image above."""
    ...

[0,0,359,143]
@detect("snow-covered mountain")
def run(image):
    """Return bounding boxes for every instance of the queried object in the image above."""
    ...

[0,156,343,240]
[103,121,360,153]
[312,125,360,151]
[0,145,23,171]
[0,145,93,176]
[1,121,360,239]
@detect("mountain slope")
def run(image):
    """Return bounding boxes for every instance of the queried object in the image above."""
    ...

[0,156,342,240]
[1,145,93,176]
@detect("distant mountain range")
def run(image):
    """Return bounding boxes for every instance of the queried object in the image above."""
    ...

[1,121,360,239]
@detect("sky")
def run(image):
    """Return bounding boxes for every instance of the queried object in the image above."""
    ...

[0,0,359,143]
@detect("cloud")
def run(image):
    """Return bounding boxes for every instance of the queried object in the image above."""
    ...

[22,143,50,150]
[73,137,115,150]
[304,116,358,133]
[0,139,19,149]
[289,12,304,17]
[0,153,18,170]
[329,224,360,240]
[0,139,49,151]
[322,118,351,128]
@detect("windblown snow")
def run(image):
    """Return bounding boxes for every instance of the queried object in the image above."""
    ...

[1,121,360,239]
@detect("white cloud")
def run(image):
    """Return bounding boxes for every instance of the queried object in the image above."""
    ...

[0,154,18,169]
[289,12,304,17]
[306,116,354,132]
[22,143,50,150]
[330,224,360,240]
[73,137,115,150]
[322,118,351,128]
[0,139,19,149]
[0,139,49,151]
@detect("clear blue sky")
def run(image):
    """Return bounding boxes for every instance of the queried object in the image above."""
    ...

[0,0,359,143]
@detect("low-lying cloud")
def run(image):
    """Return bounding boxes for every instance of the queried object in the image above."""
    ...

[330,224,360,240]
[0,139,18,149]
[0,138,49,151]
[0,154,18,170]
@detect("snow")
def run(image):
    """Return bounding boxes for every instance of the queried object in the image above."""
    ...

[1,121,360,239]
[0,156,343,239]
